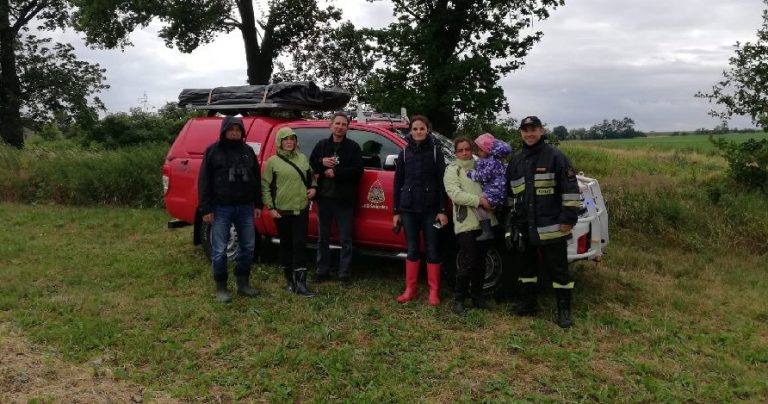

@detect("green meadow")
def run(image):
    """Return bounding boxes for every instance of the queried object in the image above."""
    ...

[1,140,767,402]
[569,132,768,153]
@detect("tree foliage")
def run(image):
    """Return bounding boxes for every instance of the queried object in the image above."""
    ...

[77,0,341,85]
[581,117,645,140]
[710,136,768,193]
[552,125,568,141]
[0,0,122,148]
[696,0,768,130]
[361,0,563,136]
[274,21,375,105]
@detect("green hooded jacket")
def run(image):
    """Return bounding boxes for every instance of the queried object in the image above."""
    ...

[443,158,498,235]
[261,128,317,214]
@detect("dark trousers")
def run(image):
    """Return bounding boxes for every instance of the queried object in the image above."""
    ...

[316,197,354,277]
[515,239,572,288]
[275,209,309,271]
[210,204,255,281]
[455,230,490,300]
[401,211,440,263]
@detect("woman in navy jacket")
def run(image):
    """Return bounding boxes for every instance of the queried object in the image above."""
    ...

[392,115,449,306]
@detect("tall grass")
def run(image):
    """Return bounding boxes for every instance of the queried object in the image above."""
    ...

[0,143,167,207]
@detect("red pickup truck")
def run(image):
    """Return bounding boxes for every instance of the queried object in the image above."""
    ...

[163,108,608,294]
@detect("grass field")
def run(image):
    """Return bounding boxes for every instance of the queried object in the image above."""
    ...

[568,132,768,153]
[1,142,767,402]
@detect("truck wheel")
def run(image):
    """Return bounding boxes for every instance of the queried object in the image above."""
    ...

[200,222,239,261]
[452,243,504,297]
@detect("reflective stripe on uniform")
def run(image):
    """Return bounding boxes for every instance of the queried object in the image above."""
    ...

[562,193,581,200]
[534,180,556,187]
[518,277,538,283]
[534,173,555,180]
[509,177,525,194]
[562,200,581,207]
[537,224,570,240]
[552,281,574,289]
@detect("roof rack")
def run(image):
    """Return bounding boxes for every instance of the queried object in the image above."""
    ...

[189,103,308,118]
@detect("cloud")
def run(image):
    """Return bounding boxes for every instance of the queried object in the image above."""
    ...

[41,0,766,131]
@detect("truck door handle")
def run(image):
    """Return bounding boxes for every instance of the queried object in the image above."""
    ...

[180,159,189,165]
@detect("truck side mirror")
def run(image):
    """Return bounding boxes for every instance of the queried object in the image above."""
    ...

[383,154,398,171]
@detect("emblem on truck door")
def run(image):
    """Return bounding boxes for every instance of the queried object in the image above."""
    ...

[363,179,387,210]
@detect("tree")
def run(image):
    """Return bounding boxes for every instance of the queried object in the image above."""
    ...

[18,35,107,128]
[585,117,644,140]
[552,125,568,141]
[274,21,376,105]
[696,0,768,130]
[362,0,563,136]
[77,0,340,86]
[0,0,125,148]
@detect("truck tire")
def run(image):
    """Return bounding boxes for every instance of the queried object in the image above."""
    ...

[441,230,504,297]
[452,244,504,296]
[200,222,241,261]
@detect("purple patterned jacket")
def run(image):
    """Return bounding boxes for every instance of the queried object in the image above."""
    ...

[467,140,513,207]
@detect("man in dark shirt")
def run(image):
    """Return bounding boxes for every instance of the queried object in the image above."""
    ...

[309,112,364,283]
[198,116,262,303]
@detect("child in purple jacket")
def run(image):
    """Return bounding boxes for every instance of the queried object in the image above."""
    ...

[467,133,513,240]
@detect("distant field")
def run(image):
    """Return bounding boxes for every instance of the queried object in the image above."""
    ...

[568,132,768,153]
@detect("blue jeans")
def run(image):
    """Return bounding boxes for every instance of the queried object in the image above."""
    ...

[401,211,441,263]
[316,197,354,278]
[211,204,255,281]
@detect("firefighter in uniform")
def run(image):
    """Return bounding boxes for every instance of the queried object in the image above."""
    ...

[505,116,581,328]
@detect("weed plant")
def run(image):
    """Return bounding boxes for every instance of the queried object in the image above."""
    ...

[0,142,166,207]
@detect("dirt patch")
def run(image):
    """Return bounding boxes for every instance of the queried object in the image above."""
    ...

[0,322,176,403]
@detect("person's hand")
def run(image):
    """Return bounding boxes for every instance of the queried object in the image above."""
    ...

[393,214,400,227]
[269,209,282,219]
[436,213,449,226]
[202,213,213,224]
[307,188,316,199]
[254,208,262,220]
[560,223,573,233]
[479,196,492,210]
[324,168,335,178]
[322,157,337,168]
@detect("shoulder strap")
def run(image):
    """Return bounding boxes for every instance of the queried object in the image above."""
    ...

[277,154,310,187]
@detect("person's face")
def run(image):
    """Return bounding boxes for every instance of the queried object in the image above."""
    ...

[281,135,296,151]
[330,116,349,137]
[410,120,429,142]
[455,141,473,161]
[476,148,489,158]
[520,126,544,146]
[225,125,243,140]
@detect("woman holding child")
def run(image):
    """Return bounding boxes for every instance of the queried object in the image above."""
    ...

[443,135,509,314]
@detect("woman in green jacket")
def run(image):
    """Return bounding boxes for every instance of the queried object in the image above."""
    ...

[443,138,498,314]
[261,127,317,297]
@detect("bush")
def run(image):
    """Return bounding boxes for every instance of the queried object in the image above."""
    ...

[710,136,768,193]
[0,142,167,207]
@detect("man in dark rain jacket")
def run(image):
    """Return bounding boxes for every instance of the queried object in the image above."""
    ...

[198,116,263,303]
[505,116,581,328]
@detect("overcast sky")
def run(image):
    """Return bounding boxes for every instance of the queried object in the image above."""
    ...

[57,0,764,132]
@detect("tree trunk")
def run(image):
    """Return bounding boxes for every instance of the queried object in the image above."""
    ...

[235,0,273,85]
[0,0,23,148]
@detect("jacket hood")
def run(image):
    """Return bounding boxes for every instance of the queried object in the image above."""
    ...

[490,139,513,158]
[450,157,475,170]
[275,127,298,157]
[219,116,246,141]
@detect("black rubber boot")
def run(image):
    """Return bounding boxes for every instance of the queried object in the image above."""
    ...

[512,282,538,316]
[293,268,316,298]
[215,280,232,303]
[236,275,259,297]
[476,219,494,241]
[283,267,295,292]
[452,300,466,315]
[555,289,573,329]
